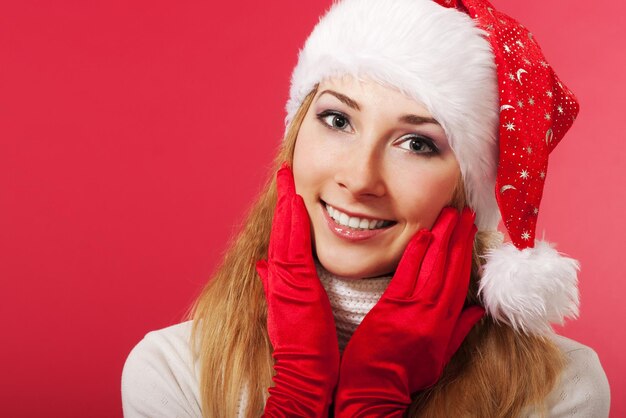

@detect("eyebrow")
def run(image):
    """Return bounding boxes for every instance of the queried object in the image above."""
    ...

[399,114,440,126]
[318,89,440,126]
[319,89,361,110]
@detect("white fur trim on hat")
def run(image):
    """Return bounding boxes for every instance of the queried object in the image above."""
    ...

[479,240,580,335]
[286,0,500,231]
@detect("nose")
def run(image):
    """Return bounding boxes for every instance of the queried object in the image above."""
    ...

[334,139,386,198]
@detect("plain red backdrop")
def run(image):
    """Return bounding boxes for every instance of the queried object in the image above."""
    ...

[1,1,624,416]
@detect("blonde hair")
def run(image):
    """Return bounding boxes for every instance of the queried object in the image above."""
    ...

[189,86,565,418]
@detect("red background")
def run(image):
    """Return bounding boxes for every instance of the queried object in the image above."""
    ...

[1,1,624,416]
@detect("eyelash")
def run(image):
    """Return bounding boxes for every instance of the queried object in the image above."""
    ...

[395,134,439,156]
[316,110,353,132]
[315,110,439,156]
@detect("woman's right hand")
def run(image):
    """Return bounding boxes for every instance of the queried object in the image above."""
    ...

[256,163,340,417]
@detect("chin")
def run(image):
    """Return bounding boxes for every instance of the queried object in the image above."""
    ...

[316,247,396,279]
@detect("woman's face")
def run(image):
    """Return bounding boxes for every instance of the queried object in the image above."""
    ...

[292,76,461,278]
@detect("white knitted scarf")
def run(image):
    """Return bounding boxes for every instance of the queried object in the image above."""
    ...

[316,263,393,352]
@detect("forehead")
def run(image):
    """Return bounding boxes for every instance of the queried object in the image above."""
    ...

[316,75,434,118]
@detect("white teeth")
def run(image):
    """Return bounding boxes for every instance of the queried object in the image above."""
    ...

[324,203,391,230]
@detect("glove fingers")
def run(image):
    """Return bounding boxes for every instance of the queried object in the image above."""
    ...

[290,194,313,262]
[439,208,477,307]
[256,260,269,295]
[455,222,477,309]
[445,305,485,364]
[276,163,296,200]
[271,165,295,257]
[386,230,432,299]
[413,207,459,299]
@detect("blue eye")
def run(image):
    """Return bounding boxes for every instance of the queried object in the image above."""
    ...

[396,135,439,155]
[317,111,352,131]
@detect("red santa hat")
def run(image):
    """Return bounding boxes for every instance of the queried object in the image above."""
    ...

[285,0,580,335]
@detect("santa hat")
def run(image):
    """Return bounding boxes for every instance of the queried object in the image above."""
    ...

[285,0,580,335]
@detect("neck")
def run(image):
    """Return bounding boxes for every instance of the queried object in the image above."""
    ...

[316,263,393,352]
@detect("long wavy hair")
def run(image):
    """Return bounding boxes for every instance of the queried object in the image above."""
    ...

[189,86,565,418]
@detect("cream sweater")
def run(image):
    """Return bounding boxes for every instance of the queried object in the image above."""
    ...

[122,269,610,417]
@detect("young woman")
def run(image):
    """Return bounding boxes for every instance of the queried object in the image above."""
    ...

[122,0,611,416]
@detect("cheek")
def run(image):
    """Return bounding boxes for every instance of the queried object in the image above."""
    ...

[293,119,341,195]
[292,122,314,192]
[292,122,326,198]
[292,142,308,192]
[394,166,460,229]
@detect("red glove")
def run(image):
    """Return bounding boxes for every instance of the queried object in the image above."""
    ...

[256,164,340,417]
[334,207,484,417]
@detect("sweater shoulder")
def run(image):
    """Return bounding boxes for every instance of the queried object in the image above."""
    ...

[531,334,611,417]
[121,321,202,418]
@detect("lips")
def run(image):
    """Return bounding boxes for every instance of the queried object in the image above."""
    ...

[324,202,394,230]
[320,200,396,241]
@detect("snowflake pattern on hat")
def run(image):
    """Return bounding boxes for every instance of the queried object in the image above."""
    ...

[436,0,580,250]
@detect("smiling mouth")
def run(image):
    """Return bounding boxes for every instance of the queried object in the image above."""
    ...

[321,200,396,230]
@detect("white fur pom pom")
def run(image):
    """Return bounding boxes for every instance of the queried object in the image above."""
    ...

[478,240,580,335]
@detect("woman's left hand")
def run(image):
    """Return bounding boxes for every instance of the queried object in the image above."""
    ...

[333,207,485,417]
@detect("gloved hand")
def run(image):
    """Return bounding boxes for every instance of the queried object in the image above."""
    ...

[334,207,484,417]
[256,163,340,417]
